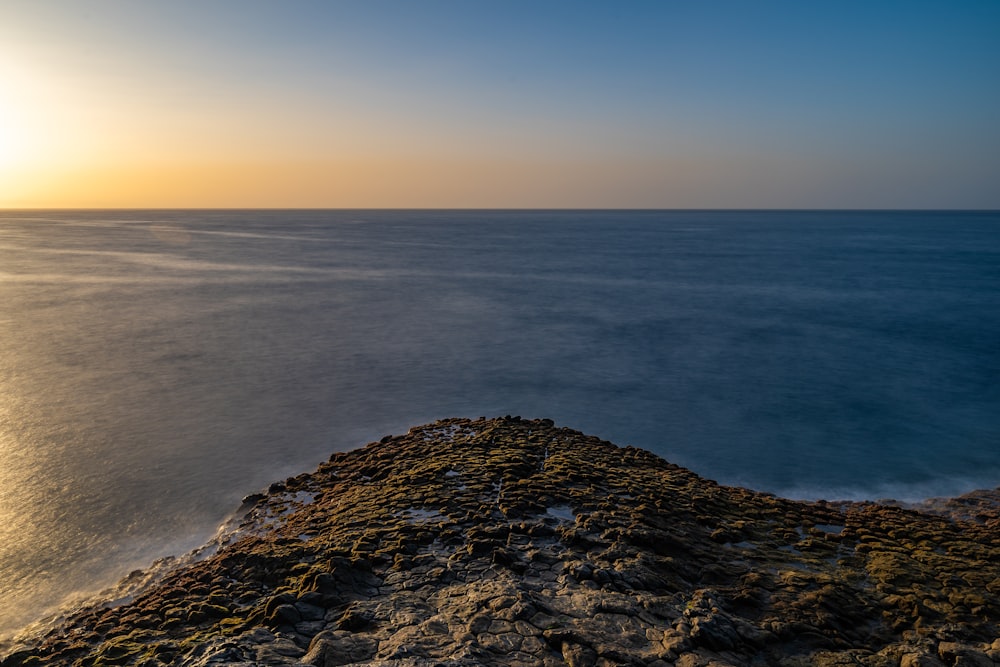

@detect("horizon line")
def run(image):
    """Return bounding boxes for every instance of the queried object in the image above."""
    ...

[3,207,999,213]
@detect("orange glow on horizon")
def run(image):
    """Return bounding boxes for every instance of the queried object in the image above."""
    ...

[2,159,662,209]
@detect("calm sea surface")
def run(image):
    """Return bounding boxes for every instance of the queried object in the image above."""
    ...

[1,209,998,641]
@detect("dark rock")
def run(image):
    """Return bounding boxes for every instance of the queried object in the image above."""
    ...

[266,603,301,627]
[300,571,336,593]
[294,600,326,621]
[242,492,267,506]
[561,641,598,667]
[335,606,376,632]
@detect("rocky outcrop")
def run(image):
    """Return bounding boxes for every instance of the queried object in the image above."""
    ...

[2,417,998,666]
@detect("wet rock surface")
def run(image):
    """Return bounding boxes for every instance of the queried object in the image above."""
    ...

[2,417,998,666]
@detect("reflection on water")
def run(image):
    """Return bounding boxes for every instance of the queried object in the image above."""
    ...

[0,209,998,643]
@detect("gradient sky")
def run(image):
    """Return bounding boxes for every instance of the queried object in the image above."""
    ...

[1,1,998,208]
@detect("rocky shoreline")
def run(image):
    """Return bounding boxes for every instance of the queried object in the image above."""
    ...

[2,416,998,666]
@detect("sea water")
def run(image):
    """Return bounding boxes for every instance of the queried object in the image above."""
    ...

[1,209,998,643]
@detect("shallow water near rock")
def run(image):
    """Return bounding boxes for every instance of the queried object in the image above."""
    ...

[1,209,998,643]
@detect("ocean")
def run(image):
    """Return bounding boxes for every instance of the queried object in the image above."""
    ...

[1,209,998,644]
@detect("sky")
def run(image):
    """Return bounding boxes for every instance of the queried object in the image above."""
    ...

[0,1,998,209]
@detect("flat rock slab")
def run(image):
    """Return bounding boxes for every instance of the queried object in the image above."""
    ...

[2,416,998,666]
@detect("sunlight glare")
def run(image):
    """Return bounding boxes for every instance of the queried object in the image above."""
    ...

[0,69,51,174]
[0,62,83,176]
[0,92,28,170]
[0,62,98,206]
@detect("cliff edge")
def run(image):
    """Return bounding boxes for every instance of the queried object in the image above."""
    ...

[3,417,998,666]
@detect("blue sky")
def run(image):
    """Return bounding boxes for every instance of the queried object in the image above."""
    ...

[1,1,998,207]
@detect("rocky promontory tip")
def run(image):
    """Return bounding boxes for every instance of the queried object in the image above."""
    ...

[3,417,998,666]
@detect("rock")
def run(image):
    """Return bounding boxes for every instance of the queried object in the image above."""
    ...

[266,603,301,627]
[301,632,376,667]
[901,652,947,667]
[294,601,326,622]
[937,642,994,667]
[561,641,598,667]
[334,606,375,632]
[4,417,998,667]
